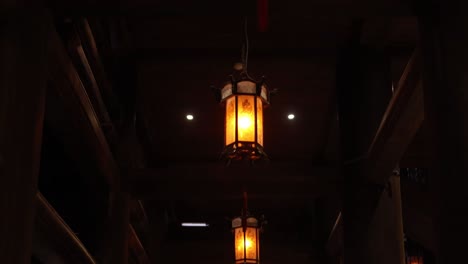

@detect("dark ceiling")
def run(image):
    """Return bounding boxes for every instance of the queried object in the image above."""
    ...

[40,0,423,262]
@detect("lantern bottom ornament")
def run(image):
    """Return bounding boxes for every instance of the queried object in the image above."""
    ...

[222,142,267,161]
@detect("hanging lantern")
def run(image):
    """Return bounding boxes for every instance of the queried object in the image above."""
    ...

[216,76,270,160]
[405,236,425,264]
[231,192,261,264]
[213,17,273,161]
[232,216,260,264]
[407,256,423,264]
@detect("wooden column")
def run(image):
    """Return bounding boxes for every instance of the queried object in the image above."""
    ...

[336,22,393,264]
[391,174,406,264]
[147,207,169,263]
[103,123,141,264]
[418,1,468,262]
[103,191,130,264]
[367,173,406,264]
[0,9,50,263]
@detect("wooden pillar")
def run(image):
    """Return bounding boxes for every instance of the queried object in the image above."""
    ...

[147,207,169,263]
[391,174,406,264]
[367,173,406,264]
[336,22,393,264]
[418,1,468,262]
[0,9,50,263]
[103,123,140,264]
[103,191,130,264]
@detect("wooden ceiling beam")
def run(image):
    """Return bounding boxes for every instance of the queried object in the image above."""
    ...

[129,225,151,264]
[33,193,97,264]
[49,2,411,18]
[401,182,437,252]
[47,25,119,190]
[367,50,424,185]
[74,18,118,119]
[133,47,415,62]
[326,212,343,257]
[128,162,338,200]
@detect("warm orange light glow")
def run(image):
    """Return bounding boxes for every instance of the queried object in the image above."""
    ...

[236,237,253,251]
[256,97,263,146]
[237,95,255,142]
[219,78,270,160]
[225,97,236,145]
[408,256,423,264]
[234,226,258,263]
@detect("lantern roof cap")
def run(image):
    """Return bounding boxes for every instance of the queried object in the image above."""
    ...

[232,216,259,228]
[215,75,271,104]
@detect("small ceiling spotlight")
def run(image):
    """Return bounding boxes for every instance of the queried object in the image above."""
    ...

[288,114,295,120]
[186,114,194,120]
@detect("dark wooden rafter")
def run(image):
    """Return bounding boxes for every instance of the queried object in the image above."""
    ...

[0,11,50,263]
[326,212,343,257]
[129,225,151,264]
[367,50,424,184]
[48,21,119,190]
[129,163,338,200]
[33,193,97,264]
[49,19,153,264]
[74,18,116,102]
[48,2,412,18]
[327,50,424,255]
[400,182,437,252]
[67,20,113,129]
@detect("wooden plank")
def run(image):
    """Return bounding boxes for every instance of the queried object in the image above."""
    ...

[129,225,151,264]
[326,212,343,256]
[33,193,97,264]
[47,24,119,190]
[367,51,424,184]
[129,162,338,200]
[0,11,49,264]
[75,18,115,99]
[400,182,437,252]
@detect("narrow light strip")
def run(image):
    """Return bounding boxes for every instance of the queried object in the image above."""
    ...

[181,222,209,227]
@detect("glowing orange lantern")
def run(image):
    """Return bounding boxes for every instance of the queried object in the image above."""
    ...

[407,256,423,264]
[231,192,261,264]
[232,216,260,263]
[216,76,270,160]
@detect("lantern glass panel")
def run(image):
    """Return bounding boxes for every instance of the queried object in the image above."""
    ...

[234,227,258,263]
[408,256,423,264]
[225,96,236,146]
[234,227,244,262]
[222,83,233,100]
[256,96,263,146]
[237,81,256,94]
[260,86,268,102]
[245,227,258,261]
[237,95,256,142]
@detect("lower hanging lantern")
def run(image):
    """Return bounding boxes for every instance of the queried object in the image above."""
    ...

[232,215,260,263]
[407,256,423,264]
[231,191,262,264]
[216,75,271,161]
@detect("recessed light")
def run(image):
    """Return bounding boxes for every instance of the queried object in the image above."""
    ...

[181,222,209,227]
[288,114,295,120]
[186,114,194,120]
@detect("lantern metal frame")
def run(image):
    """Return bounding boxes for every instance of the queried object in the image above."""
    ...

[215,74,271,161]
[231,192,264,264]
